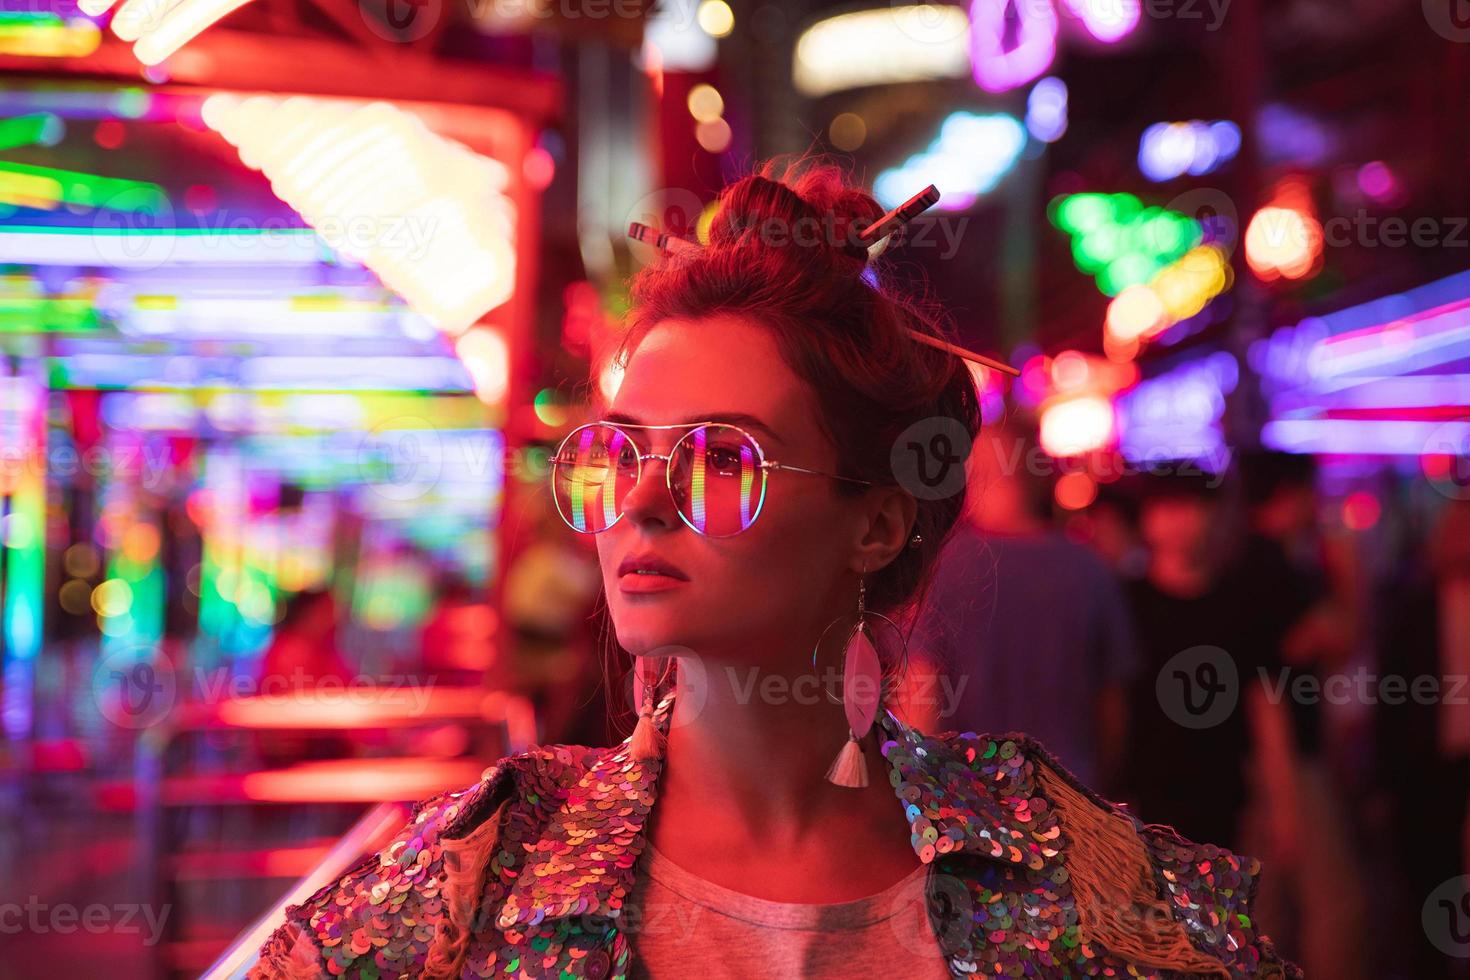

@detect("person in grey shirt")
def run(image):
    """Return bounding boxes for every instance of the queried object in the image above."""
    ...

[911,418,1140,793]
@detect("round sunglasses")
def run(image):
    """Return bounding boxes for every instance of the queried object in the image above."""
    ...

[549,420,872,537]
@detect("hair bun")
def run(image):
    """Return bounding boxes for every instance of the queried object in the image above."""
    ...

[707,171,883,266]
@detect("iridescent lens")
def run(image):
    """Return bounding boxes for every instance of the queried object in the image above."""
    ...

[551,423,640,533]
[669,424,766,536]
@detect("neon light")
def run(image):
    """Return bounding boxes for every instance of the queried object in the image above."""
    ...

[0,13,100,58]
[1059,0,1140,41]
[567,427,591,532]
[601,430,620,531]
[1105,244,1231,357]
[0,87,158,122]
[0,113,64,151]
[875,112,1026,210]
[739,443,754,529]
[639,0,716,72]
[970,0,1056,92]
[1263,418,1470,456]
[1,374,44,738]
[0,225,337,267]
[1357,161,1399,203]
[696,0,734,37]
[202,95,517,335]
[1258,103,1332,166]
[453,328,509,405]
[0,170,63,210]
[1246,206,1321,281]
[1025,77,1068,143]
[689,426,707,532]
[80,0,256,65]
[1115,351,1237,471]
[1138,120,1240,182]
[1269,375,1470,414]
[1246,175,1322,282]
[1051,193,1203,296]
[1039,395,1114,456]
[0,162,167,213]
[794,6,972,97]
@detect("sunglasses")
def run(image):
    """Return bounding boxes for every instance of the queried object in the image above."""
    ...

[549,420,873,537]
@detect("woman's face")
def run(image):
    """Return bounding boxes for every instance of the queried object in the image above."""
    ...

[595,314,872,668]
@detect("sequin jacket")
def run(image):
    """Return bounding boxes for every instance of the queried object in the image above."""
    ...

[250,691,1302,980]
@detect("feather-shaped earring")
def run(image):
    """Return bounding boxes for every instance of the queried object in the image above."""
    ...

[819,568,889,788]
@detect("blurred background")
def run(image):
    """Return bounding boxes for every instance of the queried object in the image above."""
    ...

[0,0,1466,976]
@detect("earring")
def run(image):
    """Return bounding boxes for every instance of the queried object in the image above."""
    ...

[629,654,673,761]
[812,564,903,788]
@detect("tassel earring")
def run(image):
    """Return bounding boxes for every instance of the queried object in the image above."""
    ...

[817,568,886,788]
[629,654,669,761]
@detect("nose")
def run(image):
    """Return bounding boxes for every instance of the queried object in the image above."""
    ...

[619,451,680,532]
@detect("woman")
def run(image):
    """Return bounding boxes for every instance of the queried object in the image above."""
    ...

[249,159,1300,979]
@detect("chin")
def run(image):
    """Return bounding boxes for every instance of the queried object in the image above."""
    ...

[612,623,678,658]
[610,608,698,659]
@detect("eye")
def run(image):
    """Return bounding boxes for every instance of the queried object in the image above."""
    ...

[704,445,746,475]
[614,442,640,472]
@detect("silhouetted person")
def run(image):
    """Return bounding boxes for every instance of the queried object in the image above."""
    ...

[914,416,1139,792]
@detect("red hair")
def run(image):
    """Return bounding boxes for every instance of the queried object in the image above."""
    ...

[606,156,984,619]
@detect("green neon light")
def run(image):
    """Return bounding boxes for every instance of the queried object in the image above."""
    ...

[0,295,101,333]
[0,113,63,152]
[0,163,168,214]
[1050,192,1203,297]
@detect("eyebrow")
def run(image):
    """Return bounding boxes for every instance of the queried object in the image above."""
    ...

[601,411,784,446]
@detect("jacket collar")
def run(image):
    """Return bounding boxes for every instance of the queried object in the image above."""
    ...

[494,686,1064,930]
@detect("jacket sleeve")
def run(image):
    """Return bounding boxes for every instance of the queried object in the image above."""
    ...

[1138,822,1304,980]
[1030,745,1302,980]
[250,917,328,979]
[247,770,511,980]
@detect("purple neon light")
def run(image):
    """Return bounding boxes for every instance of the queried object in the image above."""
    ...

[970,0,1058,94]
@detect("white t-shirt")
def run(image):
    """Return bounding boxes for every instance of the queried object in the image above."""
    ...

[623,841,955,978]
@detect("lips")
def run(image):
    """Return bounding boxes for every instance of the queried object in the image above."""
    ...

[617,553,690,581]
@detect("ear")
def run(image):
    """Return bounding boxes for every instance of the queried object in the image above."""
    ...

[850,487,918,575]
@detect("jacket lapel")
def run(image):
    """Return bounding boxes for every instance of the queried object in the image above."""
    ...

[494,685,1064,930]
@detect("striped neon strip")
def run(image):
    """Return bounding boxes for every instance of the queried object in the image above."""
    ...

[688,427,707,532]
[739,443,755,528]
[567,426,595,531]
[603,429,624,529]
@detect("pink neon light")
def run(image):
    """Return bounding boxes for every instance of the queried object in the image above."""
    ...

[1059,0,1141,42]
[970,0,1058,93]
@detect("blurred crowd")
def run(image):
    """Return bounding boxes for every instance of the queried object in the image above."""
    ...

[908,416,1470,980]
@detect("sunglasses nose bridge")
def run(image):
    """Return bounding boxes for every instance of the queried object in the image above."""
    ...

[618,448,681,527]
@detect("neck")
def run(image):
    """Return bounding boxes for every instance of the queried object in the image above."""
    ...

[653,652,893,851]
